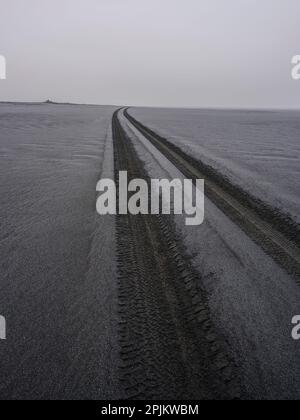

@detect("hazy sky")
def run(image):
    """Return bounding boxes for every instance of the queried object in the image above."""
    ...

[0,0,299,108]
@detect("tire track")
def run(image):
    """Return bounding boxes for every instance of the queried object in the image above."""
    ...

[124,108,300,283]
[113,109,241,400]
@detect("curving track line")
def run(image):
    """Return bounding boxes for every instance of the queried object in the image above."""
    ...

[124,108,300,283]
[112,109,241,400]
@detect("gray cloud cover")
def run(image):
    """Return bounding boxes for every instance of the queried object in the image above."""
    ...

[0,0,299,108]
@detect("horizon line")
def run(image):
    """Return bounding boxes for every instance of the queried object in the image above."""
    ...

[0,99,300,112]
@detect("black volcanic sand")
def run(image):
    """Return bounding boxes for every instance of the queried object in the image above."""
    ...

[0,104,118,399]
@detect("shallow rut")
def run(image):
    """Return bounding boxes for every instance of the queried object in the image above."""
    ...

[124,108,300,283]
[112,109,241,400]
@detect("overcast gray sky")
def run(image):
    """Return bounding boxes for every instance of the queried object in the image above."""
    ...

[0,0,299,108]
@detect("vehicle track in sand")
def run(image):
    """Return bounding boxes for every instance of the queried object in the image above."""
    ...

[124,108,300,284]
[112,109,241,400]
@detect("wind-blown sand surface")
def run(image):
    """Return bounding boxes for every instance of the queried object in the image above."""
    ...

[0,104,119,399]
[1,104,300,400]
[131,107,300,223]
